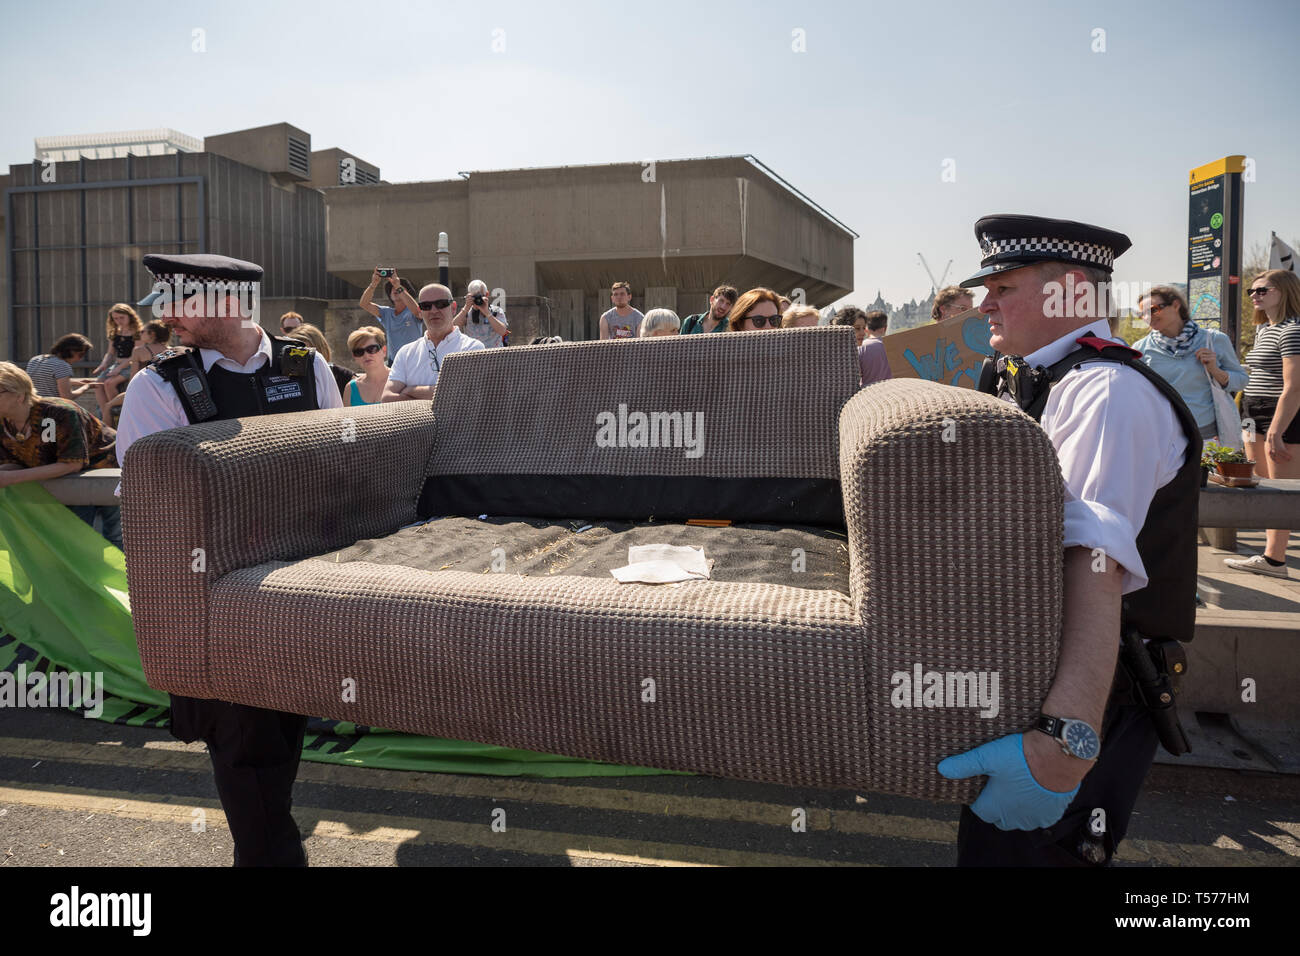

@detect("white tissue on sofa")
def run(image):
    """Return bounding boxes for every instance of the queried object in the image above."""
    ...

[610,544,712,583]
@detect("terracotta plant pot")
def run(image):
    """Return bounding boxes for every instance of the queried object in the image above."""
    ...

[1215,461,1256,481]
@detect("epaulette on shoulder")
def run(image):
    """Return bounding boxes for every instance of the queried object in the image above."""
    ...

[1074,335,1140,358]
[150,347,194,367]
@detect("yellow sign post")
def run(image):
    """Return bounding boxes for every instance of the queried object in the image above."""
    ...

[1187,155,1246,346]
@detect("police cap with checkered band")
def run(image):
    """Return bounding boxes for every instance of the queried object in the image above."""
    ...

[136,253,263,307]
[958,215,1132,288]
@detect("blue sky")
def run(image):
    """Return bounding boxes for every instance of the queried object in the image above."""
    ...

[2,0,1297,307]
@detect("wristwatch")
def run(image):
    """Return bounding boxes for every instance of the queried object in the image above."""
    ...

[1036,714,1100,761]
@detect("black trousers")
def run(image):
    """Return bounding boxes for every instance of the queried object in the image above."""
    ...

[956,670,1159,867]
[170,694,309,867]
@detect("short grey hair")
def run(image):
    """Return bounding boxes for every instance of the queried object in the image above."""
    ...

[640,309,681,336]
[1034,260,1114,320]
[467,279,489,296]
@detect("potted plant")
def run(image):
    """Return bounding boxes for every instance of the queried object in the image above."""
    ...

[1201,442,1255,483]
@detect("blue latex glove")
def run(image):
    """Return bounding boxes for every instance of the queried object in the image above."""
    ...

[938,733,1079,831]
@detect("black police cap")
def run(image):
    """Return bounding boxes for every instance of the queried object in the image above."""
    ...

[138,253,263,307]
[958,215,1132,289]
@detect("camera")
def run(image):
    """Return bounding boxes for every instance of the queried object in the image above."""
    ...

[473,294,486,305]
[377,268,394,278]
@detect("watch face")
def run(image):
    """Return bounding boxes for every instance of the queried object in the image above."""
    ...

[1065,721,1101,760]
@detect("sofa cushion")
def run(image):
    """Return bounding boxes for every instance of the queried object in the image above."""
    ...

[420,327,860,527]
[322,516,851,593]
[206,561,869,789]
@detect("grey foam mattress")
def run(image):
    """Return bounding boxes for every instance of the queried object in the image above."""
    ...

[318,516,850,594]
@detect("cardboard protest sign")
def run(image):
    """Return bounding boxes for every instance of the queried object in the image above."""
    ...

[882,308,994,389]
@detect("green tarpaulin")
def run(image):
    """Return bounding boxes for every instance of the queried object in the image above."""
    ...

[0,481,671,777]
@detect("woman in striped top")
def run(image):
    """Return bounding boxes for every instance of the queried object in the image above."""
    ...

[1224,269,1300,578]
[26,333,93,399]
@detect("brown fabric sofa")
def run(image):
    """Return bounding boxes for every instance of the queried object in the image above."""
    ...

[122,327,1063,802]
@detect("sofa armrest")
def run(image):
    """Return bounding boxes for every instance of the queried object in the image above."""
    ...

[839,380,1065,800]
[121,401,436,696]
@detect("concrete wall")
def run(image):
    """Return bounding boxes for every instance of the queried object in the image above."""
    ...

[741,172,854,300]
[321,156,853,342]
[323,179,471,288]
[307,148,379,190]
[205,123,312,179]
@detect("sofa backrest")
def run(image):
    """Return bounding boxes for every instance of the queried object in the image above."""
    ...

[420,326,861,526]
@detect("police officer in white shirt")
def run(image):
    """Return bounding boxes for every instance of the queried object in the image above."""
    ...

[117,257,342,463]
[382,282,485,402]
[938,216,1201,866]
[116,253,342,867]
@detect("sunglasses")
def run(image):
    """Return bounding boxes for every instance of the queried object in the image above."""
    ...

[744,315,781,328]
[1247,287,1272,297]
[351,343,383,357]
[419,299,453,311]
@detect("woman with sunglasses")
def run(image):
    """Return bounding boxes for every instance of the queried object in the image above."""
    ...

[1133,285,1248,443]
[1224,270,1300,578]
[728,288,784,331]
[344,326,390,406]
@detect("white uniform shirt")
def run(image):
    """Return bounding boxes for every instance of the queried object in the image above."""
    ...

[114,329,342,492]
[1019,322,1188,594]
[388,327,485,389]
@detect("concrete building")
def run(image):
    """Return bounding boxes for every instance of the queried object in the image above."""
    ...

[2,123,360,362]
[4,122,853,365]
[323,155,855,344]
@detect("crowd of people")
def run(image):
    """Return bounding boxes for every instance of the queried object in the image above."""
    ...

[4,262,1298,575]
[589,281,897,388]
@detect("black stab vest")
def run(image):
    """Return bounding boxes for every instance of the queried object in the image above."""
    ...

[160,335,320,422]
[979,338,1202,642]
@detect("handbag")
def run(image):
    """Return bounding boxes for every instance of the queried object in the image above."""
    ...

[1205,364,1244,451]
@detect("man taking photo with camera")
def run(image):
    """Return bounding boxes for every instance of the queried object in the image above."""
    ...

[360,266,424,359]
[454,279,509,349]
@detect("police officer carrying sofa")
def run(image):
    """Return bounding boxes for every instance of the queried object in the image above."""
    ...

[117,253,343,866]
[938,216,1201,866]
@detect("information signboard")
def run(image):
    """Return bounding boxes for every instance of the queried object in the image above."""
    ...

[1187,156,1245,346]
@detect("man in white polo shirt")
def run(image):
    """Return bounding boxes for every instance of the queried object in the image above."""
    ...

[382,282,484,402]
